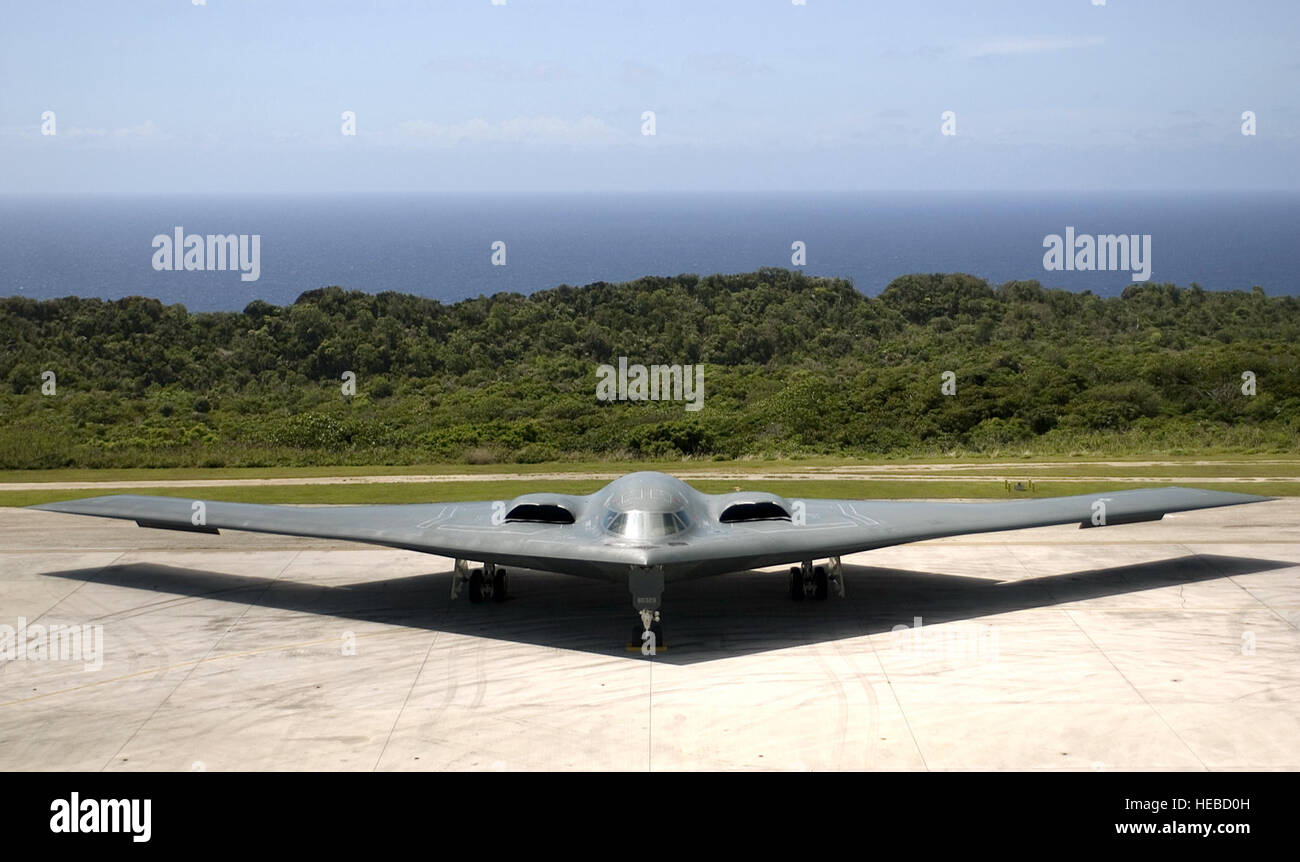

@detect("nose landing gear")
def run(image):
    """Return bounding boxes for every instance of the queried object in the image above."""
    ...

[627,566,666,653]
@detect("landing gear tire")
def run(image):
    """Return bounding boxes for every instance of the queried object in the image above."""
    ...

[468,569,486,604]
[789,567,805,601]
[813,565,829,601]
[492,569,509,603]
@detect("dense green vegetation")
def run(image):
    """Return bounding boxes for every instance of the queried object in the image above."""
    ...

[2,269,1297,469]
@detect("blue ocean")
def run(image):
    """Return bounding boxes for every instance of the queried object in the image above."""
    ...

[1,192,1296,312]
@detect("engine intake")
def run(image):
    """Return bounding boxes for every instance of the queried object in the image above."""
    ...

[505,503,575,524]
[719,501,791,523]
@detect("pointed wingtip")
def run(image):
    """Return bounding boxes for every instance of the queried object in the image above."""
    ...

[1181,487,1276,506]
[28,495,127,513]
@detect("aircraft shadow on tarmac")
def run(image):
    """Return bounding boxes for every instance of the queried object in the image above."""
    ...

[41,553,1293,666]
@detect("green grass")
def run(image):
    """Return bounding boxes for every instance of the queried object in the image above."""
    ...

[935,463,1300,478]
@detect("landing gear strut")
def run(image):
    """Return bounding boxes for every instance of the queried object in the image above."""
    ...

[628,566,666,653]
[828,556,846,597]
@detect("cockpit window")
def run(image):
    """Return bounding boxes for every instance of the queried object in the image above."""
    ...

[604,509,689,539]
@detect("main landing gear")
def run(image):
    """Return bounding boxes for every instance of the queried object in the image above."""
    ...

[788,557,845,601]
[451,559,508,604]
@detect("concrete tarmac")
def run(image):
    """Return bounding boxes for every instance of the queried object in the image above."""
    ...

[1,499,1297,771]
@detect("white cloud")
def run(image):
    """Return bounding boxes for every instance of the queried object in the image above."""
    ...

[423,56,578,82]
[61,119,160,139]
[620,60,661,83]
[395,114,619,147]
[965,36,1107,59]
[681,53,774,77]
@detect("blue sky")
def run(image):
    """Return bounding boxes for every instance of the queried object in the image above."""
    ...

[2,0,1297,192]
